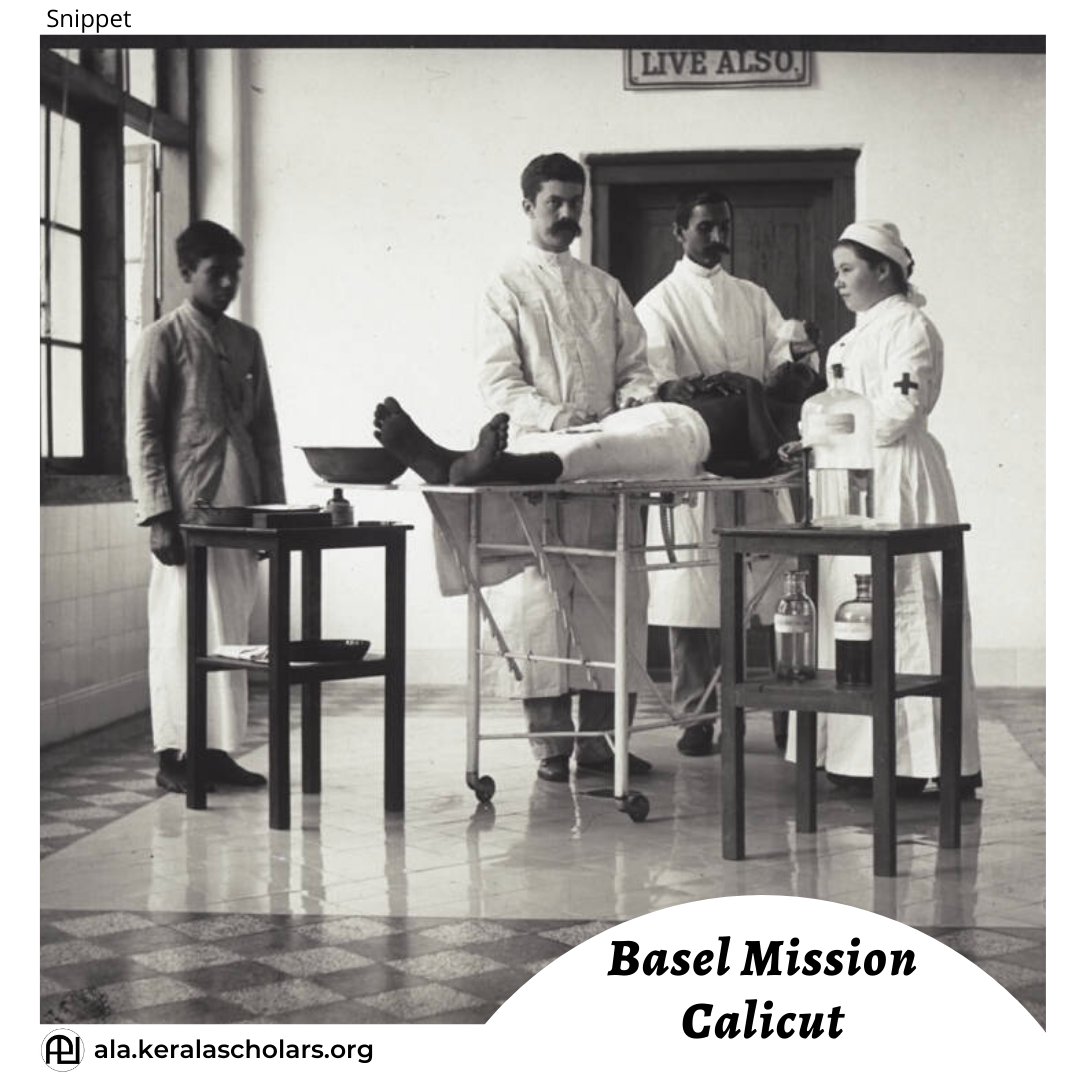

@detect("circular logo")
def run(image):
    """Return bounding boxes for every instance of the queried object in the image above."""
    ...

[42,1029,83,1071]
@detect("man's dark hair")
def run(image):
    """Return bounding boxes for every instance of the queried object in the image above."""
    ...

[520,153,586,202]
[176,220,245,274]
[674,190,733,230]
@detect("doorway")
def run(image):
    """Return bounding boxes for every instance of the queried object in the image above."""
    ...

[587,149,859,357]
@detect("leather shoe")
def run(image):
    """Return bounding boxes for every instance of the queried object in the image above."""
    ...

[155,763,215,794]
[826,772,928,797]
[206,750,267,787]
[537,755,570,783]
[935,772,982,799]
[676,722,715,757]
[576,752,653,776]
[155,767,186,794]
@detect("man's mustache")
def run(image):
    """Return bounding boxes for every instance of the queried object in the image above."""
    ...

[705,241,730,255]
[551,220,582,237]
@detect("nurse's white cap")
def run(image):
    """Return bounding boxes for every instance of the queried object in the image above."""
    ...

[837,221,913,278]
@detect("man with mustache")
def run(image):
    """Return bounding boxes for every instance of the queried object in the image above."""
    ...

[476,153,658,783]
[635,192,819,757]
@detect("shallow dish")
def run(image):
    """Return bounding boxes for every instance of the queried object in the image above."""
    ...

[299,447,408,485]
[289,639,371,663]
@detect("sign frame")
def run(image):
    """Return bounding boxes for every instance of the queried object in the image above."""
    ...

[623,48,812,90]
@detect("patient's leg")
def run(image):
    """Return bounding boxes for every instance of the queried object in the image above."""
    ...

[374,397,458,484]
[449,415,563,485]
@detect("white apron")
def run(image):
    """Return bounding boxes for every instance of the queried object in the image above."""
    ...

[786,295,980,777]
[634,259,810,628]
[147,439,258,753]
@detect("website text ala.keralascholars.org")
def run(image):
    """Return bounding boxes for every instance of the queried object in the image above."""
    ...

[93,1038,374,1063]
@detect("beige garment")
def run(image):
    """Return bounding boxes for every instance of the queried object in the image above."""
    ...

[147,439,258,753]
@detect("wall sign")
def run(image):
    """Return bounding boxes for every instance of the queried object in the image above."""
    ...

[624,49,811,90]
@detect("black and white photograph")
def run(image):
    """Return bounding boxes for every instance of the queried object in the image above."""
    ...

[36,23,1049,1051]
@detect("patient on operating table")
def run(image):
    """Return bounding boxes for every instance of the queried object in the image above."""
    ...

[374,360,825,486]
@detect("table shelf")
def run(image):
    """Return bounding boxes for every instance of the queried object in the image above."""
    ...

[735,671,947,714]
[197,654,390,683]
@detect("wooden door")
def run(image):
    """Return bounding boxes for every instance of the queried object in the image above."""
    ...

[590,150,859,361]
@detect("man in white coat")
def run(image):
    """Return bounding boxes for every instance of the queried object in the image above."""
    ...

[635,191,818,756]
[477,152,659,783]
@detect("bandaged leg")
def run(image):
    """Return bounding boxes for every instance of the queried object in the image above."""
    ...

[513,402,710,482]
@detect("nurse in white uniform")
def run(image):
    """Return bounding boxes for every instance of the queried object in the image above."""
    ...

[791,221,981,794]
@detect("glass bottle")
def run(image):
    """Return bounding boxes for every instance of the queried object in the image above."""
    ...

[325,487,354,526]
[774,570,816,681]
[834,574,873,686]
[799,361,875,526]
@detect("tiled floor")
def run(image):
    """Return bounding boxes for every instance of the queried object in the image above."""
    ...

[41,685,1045,1026]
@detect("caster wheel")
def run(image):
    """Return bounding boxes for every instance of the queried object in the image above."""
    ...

[472,775,496,803]
[623,793,650,823]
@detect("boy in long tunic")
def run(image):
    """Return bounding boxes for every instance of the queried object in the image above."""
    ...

[127,220,285,793]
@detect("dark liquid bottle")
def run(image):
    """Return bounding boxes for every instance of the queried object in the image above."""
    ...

[835,573,872,686]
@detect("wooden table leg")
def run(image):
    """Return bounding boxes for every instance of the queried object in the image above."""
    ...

[301,548,322,795]
[268,545,291,830]
[795,711,817,832]
[871,547,897,877]
[721,545,745,860]
[185,544,208,810]
[938,538,964,848]
[384,532,406,813]
[795,552,819,833]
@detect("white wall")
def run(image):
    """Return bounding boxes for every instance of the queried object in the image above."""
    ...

[226,47,1042,687]
[40,504,151,744]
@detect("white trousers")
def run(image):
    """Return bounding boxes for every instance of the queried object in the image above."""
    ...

[147,441,258,753]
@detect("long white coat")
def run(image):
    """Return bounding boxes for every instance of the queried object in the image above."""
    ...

[791,293,981,777]
[476,245,658,697]
[635,259,806,627]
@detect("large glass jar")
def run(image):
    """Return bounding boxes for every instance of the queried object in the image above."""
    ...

[799,362,875,526]
[774,570,816,681]
[835,574,873,686]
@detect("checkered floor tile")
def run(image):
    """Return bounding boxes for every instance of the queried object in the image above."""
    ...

[40,910,598,1024]
[41,686,1045,1026]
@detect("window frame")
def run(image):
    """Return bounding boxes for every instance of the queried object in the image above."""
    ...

[40,47,196,505]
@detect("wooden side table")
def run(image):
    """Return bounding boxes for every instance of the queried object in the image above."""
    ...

[718,523,968,877]
[181,522,412,830]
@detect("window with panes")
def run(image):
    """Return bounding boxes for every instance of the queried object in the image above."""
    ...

[40,46,196,504]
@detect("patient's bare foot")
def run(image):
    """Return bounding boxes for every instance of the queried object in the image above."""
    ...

[449,414,510,485]
[373,398,457,484]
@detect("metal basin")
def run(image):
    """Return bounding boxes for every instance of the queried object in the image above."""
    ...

[299,447,407,485]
